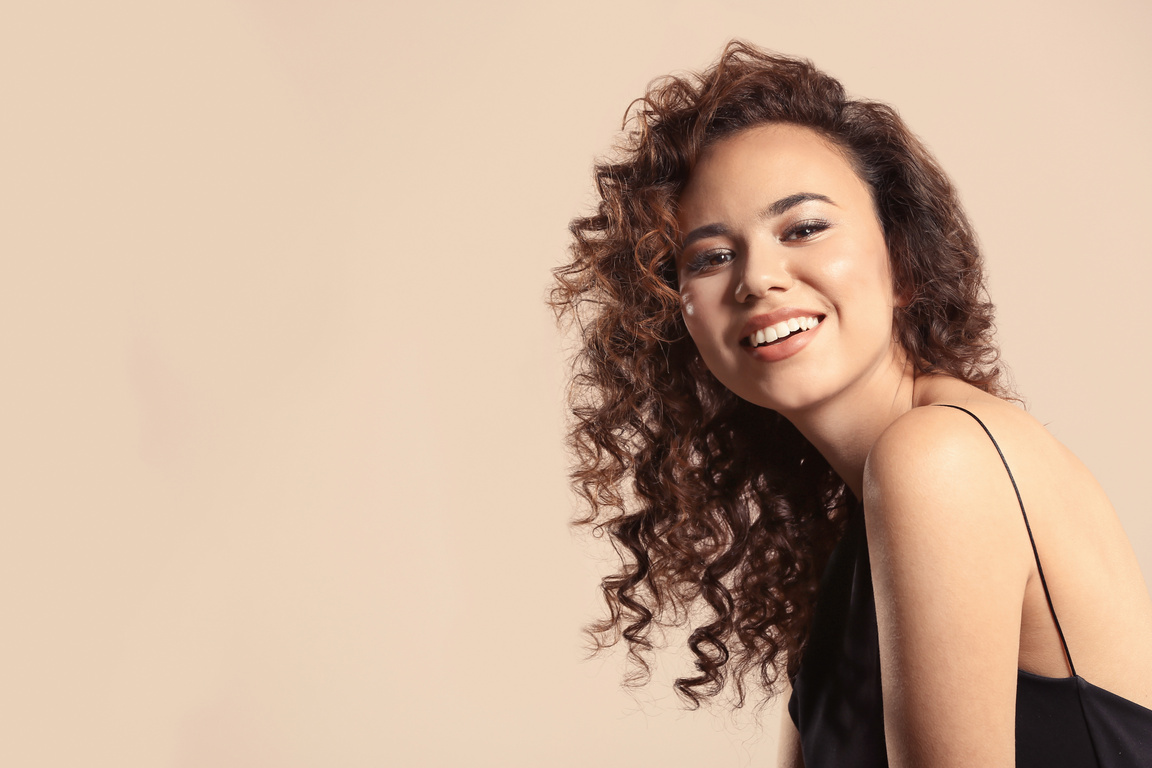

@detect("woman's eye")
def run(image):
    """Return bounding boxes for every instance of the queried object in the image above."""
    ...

[782,219,830,242]
[685,249,734,274]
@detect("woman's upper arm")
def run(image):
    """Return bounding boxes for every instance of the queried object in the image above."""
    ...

[863,408,1032,768]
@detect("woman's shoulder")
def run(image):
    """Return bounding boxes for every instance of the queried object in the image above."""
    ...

[865,393,1036,498]
[862,389,1054,559]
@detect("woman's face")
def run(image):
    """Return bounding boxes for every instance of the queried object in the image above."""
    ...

[676,123,903,415]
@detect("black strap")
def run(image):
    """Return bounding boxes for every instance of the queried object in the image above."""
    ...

[933,403,1076,676]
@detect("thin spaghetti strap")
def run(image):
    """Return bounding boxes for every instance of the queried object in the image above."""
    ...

[932,403,1077,677]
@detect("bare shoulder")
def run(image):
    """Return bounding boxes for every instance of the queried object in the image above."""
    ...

[861,397,1043,618]
[863,399,1036,522]
[865,392,1091,533]
[865,403,994,475]
[865,389,1152,720]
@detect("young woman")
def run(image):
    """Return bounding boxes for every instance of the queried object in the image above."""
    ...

[552,41,1152,767]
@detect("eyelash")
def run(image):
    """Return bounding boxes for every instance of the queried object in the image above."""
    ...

[684,249,734,274]
[682,219,831,274]
[783,218,831,241]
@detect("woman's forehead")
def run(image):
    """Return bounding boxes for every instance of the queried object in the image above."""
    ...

[678,124,871,225]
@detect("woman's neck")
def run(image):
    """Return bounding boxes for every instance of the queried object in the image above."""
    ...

[781,349,922,499]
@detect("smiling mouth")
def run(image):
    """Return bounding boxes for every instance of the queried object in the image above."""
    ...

[741,315,824,347]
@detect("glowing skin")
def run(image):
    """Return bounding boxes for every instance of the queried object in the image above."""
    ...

[676,123,904,418]
[680,290,695,317]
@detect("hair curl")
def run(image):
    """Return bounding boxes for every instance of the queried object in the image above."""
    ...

[551,40,1008,708]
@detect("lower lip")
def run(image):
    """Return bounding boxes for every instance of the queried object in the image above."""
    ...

[742,321,823,363]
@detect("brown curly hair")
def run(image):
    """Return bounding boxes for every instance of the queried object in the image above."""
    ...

[551,40,1008,708]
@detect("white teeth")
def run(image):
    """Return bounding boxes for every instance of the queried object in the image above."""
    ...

[747,315,822,346]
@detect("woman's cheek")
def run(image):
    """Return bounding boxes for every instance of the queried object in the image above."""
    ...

[680,285,733,371]
[680,289,696,318]
[680,289,714,364]
[680,289,714,349]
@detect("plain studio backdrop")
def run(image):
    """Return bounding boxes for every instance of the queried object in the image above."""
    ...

[1,1,1149,766]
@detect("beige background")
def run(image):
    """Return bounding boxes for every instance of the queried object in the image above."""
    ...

[2,1,1150,766]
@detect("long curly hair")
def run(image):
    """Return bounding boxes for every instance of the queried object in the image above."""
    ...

[551,40,1008,708]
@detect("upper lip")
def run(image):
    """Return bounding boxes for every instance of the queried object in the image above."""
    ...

[739,308,826,341]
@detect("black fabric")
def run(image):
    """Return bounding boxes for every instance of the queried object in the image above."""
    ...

[788,404,1152,767]
[787,508,887,767]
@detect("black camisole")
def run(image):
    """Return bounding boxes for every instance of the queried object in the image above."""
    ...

[787,404,1152,766]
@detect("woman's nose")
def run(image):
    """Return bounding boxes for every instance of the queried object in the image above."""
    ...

[734,247,792,302]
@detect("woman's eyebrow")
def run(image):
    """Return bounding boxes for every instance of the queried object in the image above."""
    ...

[681,193,837,249]
[762,192,836,219]
[681,223,731,249]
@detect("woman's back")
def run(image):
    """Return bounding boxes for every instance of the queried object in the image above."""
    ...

[915,379,1152,709]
